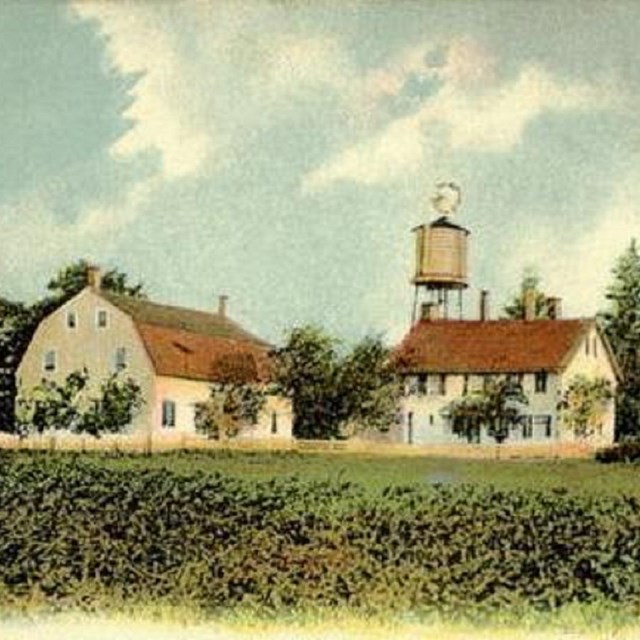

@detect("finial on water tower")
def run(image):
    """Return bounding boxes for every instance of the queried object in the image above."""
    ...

[431,181,461,217]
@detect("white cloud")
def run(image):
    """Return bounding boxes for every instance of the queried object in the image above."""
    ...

[503,176,640,317]
[303,37,615,192]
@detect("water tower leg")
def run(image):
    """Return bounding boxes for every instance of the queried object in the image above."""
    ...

[411,285,420,326]
[458,290,463,319]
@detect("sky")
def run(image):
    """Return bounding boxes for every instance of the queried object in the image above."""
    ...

[1,0,639,344]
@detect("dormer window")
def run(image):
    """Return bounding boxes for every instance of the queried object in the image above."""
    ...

[96,309,108,328]
[43,350,57,373]
[66,311,77,329]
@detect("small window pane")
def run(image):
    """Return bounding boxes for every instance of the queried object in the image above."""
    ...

[115,347,127,371]
[43,350,56,373]
[162,400,176,428]
[97,310,108,328]
[534,372,548,394]
[66,311,77,329]
[271,412,278,434]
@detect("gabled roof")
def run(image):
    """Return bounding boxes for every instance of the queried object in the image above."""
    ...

[394,318,595,374]
[101,292,272,383]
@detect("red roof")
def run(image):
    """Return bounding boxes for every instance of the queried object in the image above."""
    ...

[394,319,593,374]
[103,293,272,383]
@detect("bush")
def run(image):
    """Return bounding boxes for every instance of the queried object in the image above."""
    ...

[596,441,640,463]
[2,454,640,615]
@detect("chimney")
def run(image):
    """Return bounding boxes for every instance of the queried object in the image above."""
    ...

[86,265,102,291]
[523,287,536,321]
[479,289,490,322]
[218,294,229,318]
[546,296,562,320]
[421,302,441,322]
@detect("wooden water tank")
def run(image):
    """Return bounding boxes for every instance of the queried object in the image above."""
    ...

[413,217,469,288]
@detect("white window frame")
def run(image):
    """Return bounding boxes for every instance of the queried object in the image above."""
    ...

[43,349,57,373]
[96,308,109,329]
[161,399,176,428]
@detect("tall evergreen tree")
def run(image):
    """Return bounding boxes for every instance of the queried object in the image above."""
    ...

[600,239,640,439]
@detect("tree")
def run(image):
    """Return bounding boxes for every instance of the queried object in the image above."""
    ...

[558,375,613,439]
[16,369,89,435]
[79,374,144,437]
[335,336,402,435]
[271,326,339,439]
[445,376,528,443]
[0,260,145,432]
[599,240,640,439]
[271,326,401,439]
[503,268,548,319]
[46,259,146,303]
[16,370,143,437]
[195,382,266,440]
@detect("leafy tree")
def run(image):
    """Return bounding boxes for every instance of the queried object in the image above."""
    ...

[16,369,89,435]
[600,240,640,439]
[336,336,401,435]
[272,326,401,439]
[558,375,613,439]
[16,370,143,437]
[195,383,266,440]
[79,374,144,437]
[46,259,146,302]
[503,268,548,319]
[271,326,340,439]
[445,376,528,443]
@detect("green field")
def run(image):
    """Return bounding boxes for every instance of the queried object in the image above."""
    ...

[5,448,637,497]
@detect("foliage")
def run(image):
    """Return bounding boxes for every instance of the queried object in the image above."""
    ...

[595,440,640,464]
[503,268,548,319]
[195,383,266,440]
[3,456,640,614]
[446,377,528,443]
[46,258,146,302]
[272,327,400,439]
[79,374,144,437]
[558,375,613,439]
[0,260,145,433]
[16,370,143,437]
[335,336,402,434]
[600,240,640,439]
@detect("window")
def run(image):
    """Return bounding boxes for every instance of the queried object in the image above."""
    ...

[462,375,469,396]
[417,374,427,396]
[407,411,414,445]
[271,412,278,435]
[161,400,176,428]
[115,347,127,371]
[429,414,434,426]
[593,338,598,358]
[428,374,446,396]
[534,371,548,394]
[585,338,590,356]
[532,415,552,439]
[66,311,77,329]
[43,350,56,373]
[96,309,108,328]
[522,419,533,439]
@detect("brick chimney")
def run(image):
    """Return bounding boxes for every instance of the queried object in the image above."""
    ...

[546,297,562,320]
[421,302,441,322]
[218,294,229,318]
[523,287,536,321]
[86,265,102,291]
[479,289,490,322]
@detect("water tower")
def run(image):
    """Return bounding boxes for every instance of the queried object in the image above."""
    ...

[411,182,470,323]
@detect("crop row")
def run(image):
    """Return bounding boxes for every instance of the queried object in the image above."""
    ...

[1,453,640,614]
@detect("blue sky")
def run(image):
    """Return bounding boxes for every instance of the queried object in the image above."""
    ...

[1,1,639,344]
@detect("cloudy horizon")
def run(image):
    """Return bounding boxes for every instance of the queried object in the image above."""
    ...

[1,0,639,343]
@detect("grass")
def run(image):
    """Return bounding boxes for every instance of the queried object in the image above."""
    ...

[3,448,640,496]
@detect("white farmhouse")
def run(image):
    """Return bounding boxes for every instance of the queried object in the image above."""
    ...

[394,299,619,445]
[17,267,292,439]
